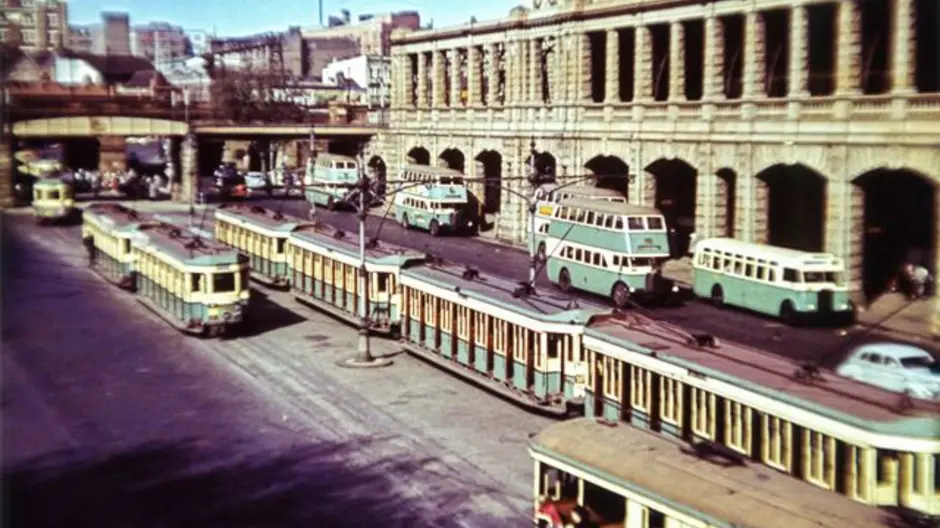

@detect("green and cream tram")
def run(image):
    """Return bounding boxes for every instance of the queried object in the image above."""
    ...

[530,418,890,528]
[303,153,360,210]
[545,199,676,307]
[32,178,75,223]
[131,223,250,337]
[82,203,156,288]
[691,237,854,323]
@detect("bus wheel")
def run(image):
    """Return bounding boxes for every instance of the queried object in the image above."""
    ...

[326,197,335,211]
[537,242,547,262]
[401,213,410,229]
[710,285,724,306]
[429,219,441,237]
[611,282,630,308]
[780,301,797,325]
[558,268,572,292]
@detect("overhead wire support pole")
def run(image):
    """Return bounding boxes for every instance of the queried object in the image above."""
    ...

[527,138,538,290]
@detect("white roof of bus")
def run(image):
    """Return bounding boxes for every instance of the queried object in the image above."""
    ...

[315,153,357,162]
[558,197,661,216]
[539,184,624,200]
[400,164,463,176]
[694,238,840,265]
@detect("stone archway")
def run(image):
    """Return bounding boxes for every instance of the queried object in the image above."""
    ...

[368,155,387,197]
[645,158,698,256]
[438,148,465,173]
[714,168,737,238]
[584,155,630,198]
[475,150,502,214]
[853,168,937,300]
[755,163,827,252]
[524,150,557,186]
[406,146,430,165]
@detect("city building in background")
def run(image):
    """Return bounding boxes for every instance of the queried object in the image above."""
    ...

[322,54,390,108]
[67,25,92,53]
[131,22,188,64]
[93,12,130,55]
[210,27,359,80]
[0,0,69,52]
[303,10,419,56]
[185,29,210,56]
[156,56,212,101]
[3,48,154,86]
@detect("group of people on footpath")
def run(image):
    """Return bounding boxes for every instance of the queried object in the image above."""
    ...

[894,262,934,301]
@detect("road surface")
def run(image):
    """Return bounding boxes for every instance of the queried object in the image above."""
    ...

[247,196,934,368]
[2,215,550,527]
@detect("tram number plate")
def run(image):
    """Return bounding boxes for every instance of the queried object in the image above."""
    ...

[574,375,586,384]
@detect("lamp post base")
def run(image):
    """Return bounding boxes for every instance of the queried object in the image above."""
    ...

[336,327,393,369]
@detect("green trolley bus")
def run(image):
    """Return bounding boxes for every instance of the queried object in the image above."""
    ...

[545,198,677,307]
[691,237,854,324]
[303,153,360,210]
[530,184,626,259]
[392,164,477,235]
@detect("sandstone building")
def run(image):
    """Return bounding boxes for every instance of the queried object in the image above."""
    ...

[375,0,940,303]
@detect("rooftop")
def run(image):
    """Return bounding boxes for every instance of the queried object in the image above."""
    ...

[134,223,241,266]
[215,204,313,234]
[289,222,426,267]
[559,197,663,216]
[84,203,157,232]
[530,418,892,528]
[585,314,940,434]
[401,260,610,325]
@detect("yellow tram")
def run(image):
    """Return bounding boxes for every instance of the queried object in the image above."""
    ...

[32,178,75,223]
[82,203,157,288]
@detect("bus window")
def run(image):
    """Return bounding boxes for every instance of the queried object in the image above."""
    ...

[592,253,601,266]
[627,217,644,230]
[647,216,664,230]
[768,269,777,282]
[783,268,800,283]
[805,271,843,284]
[613,255,621,267]
[744,263,755,277]
[575,249,583,261]
[756,265,767,280]
[586,211,595,224]
[733,260,744,274]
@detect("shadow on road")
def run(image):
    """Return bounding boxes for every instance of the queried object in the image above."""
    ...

[238,290,307,338]
[4,436,485,527]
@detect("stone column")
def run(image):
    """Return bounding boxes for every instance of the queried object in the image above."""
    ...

[742,12,766,98]
[669,21,686,101]
[788,5,809,97]
[487,44,501,106]
[417,52,429,107]
[604,29,620,103]
[468,46,482,106]
[98,136,127,173]
[560,33,573,104]
[634,26,653,102]
[449,49,462,107]
[180,135,197,204]
[529,39,542,104]
[578,33,592,102]
[836,1,862,95]
[0,134,13,208]
[891,0,915,94]
[703,16,725,100]
[432,50,446,108]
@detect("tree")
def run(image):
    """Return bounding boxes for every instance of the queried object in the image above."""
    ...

[209,64,308,123]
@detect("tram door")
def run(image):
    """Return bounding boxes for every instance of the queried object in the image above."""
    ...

[593,355,604,417]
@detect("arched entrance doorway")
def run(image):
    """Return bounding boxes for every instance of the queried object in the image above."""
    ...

[715,168,737,238]
[853,168,937,299]
[406,146,430,165]
[756,164,827,252]
[475,150,502,214]
[645,158,698,257]
[368,155,387,197]
[438,148,465,172]
[524,151,557,186]
[584,155,630,198]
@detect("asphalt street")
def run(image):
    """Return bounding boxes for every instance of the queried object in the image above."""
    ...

[2,214,551,527]
[250,195,937,367]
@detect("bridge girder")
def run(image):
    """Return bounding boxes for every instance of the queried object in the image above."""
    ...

[12,116,190,137]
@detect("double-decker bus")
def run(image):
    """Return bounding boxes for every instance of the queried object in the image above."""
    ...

[303,153,360,210]
[530,184,626,260]
[392,164,477,236]
[545,198,676,307]
[691,237,854,324]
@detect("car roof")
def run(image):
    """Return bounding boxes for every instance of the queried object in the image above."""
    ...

[852,342,932,359]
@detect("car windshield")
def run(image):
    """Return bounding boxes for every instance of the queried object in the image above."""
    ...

[899,355,937,370]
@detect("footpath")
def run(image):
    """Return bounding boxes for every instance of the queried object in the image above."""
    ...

[14,199,937,345]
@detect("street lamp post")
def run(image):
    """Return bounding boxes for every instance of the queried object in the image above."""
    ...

[527,138,538,289]
[338,147,392,369]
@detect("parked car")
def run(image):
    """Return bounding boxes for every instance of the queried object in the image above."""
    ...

[835,342,940,400]
[244,172,273,196]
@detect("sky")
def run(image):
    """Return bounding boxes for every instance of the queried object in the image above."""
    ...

[66,0,514,35]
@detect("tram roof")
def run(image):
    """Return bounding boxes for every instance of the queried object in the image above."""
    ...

[584,314,940,436]
[289,223,426,266]
[215,204,313,234]
[134,223,242,266]
[399,164,463,176]
[694,237,841,265]
[529,418,890,528]
[557,198,661,216]
[84,203,157,233]
[400,261,609,324]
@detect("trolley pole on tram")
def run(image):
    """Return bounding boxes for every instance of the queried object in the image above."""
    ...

[338,146,393,369]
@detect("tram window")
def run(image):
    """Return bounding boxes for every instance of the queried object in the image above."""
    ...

[647,216,664,230]
[647,509,665,528]
[627,216,644,230]
[376,273,389,292]
[190,273,203,292]
[276,239,286,254]
[756,265,767,280]
[614,217,624,230]
[768,268,777,282]
[213,272,236,293]
[122,239,131,254]
[585,211,595,224]
[783,268,799,283]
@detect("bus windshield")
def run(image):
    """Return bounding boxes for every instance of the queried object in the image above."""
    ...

[439,176,464,185]
[436,202,462,210]
[803,271,843,284]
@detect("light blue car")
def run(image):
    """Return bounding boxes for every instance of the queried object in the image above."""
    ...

[835,343,940,400]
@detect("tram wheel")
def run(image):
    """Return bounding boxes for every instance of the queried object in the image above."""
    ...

[429,220,441,237]
[558,268,572,292]
[611,282,630,308]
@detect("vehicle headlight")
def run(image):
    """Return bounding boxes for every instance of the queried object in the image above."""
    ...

[671,285,679,293]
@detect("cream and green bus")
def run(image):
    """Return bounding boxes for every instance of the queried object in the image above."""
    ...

[691,238,854,323]
[530,184,626,260]
[545,198,678,307]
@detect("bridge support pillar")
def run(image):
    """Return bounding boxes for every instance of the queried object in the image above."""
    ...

[98,136,127,173]
[0,134,13,209]
[180,135,197,204]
